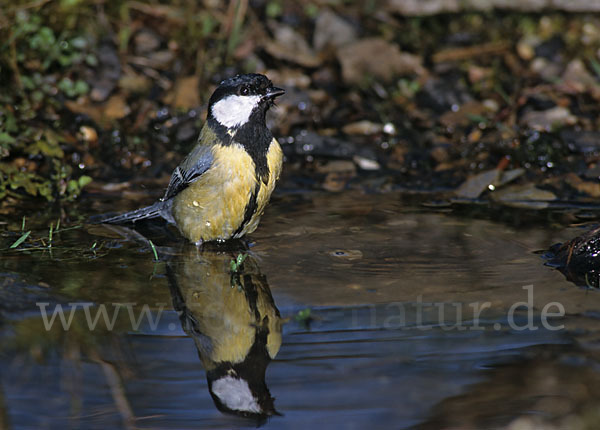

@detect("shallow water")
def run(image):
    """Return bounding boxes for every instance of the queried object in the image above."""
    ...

[1,191,600,429]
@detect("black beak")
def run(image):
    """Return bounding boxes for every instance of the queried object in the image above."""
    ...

[264,87,285,99]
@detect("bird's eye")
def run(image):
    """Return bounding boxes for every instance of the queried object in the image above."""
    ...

[240,86,250,96]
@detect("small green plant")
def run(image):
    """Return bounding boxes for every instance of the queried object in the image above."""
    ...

[396,78,421,98]
[48,223,54,246]
[65,174,93,200]
[11,10,96,74]
[295,308,312,328]
[148,240,159,262]
[1,7,94,202]
[266,1,283,18]
[10,230,31,249]
[57,77,89,98]
[230,253,247,273]
[229,253,248,289]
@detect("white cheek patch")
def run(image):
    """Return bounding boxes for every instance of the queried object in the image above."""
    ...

[211,376,261,413]
[211,95,261,128]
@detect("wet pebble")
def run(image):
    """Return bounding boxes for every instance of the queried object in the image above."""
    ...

[133,29,162,55]
[342,120,383,135]
[353,155,380,171]
[90,41,121,102]
[79,126,98,143]
[530,57,562,82]
[416,75,472,113]
[516,35,540,61]
[313,9,357,52]
[521,106,576,131]
[561,130,600,154]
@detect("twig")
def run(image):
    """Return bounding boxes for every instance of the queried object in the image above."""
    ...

[8,29,23,90]
[432,41,510,63]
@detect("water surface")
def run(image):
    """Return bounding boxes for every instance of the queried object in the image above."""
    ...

[1,192,599,429]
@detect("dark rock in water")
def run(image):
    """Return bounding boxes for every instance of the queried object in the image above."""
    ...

[286,131,378,162]
[544,226,600,288]
[522,95,556,111]
[89,40,122,102]
[560,130,600,154]
[416,74,472,114]
[534,34,565,60]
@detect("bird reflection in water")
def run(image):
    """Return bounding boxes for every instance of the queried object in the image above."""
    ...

[166,242,282,421]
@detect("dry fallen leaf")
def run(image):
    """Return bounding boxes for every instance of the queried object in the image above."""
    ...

[164,75,200,109]
[264,23,320,68]
[104,94,131,120]
[455,169,500,199]
[558,59,600,100]
[490,183,556,209]
[337,38,425,85]
[564,172,600,198]
[455,168,525,199]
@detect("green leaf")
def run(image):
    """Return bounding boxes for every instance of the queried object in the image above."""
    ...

[236,253,247,266]
[304,4,319,18]
[201,13,216,37]
[10,231,31,249]
[58,54,74,67]
[74,79,89,95]
[38,181,53,200]
[78,175,92,188]
[32,90,44,103]
[10,172,40,195]
[67,179,79,194]
[149,240,159,261]
[58,77,73,92]
[26,140,64,158]
[0,133,16,145]
[85,54,98,66]
[266,1,282,18]
[295,308,312,322]
[590,58,600,78]
[3,113,18,133]
[21,75,35,90]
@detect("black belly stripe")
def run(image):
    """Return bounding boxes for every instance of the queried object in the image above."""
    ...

[233,183,260,237]
[207,115,272,184]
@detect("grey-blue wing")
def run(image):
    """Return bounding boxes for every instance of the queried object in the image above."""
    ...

[162,143,214,201]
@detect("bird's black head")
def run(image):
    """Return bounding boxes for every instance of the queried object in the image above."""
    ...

[208,74,285,129]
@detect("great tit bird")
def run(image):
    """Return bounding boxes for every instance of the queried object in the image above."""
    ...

[166,243,282,419]
[98,73,285,245]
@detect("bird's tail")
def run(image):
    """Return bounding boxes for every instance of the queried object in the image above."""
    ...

[92,200,172,225]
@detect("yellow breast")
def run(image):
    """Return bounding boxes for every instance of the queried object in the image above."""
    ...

[171,139,282,244]
[236,138,283,238]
